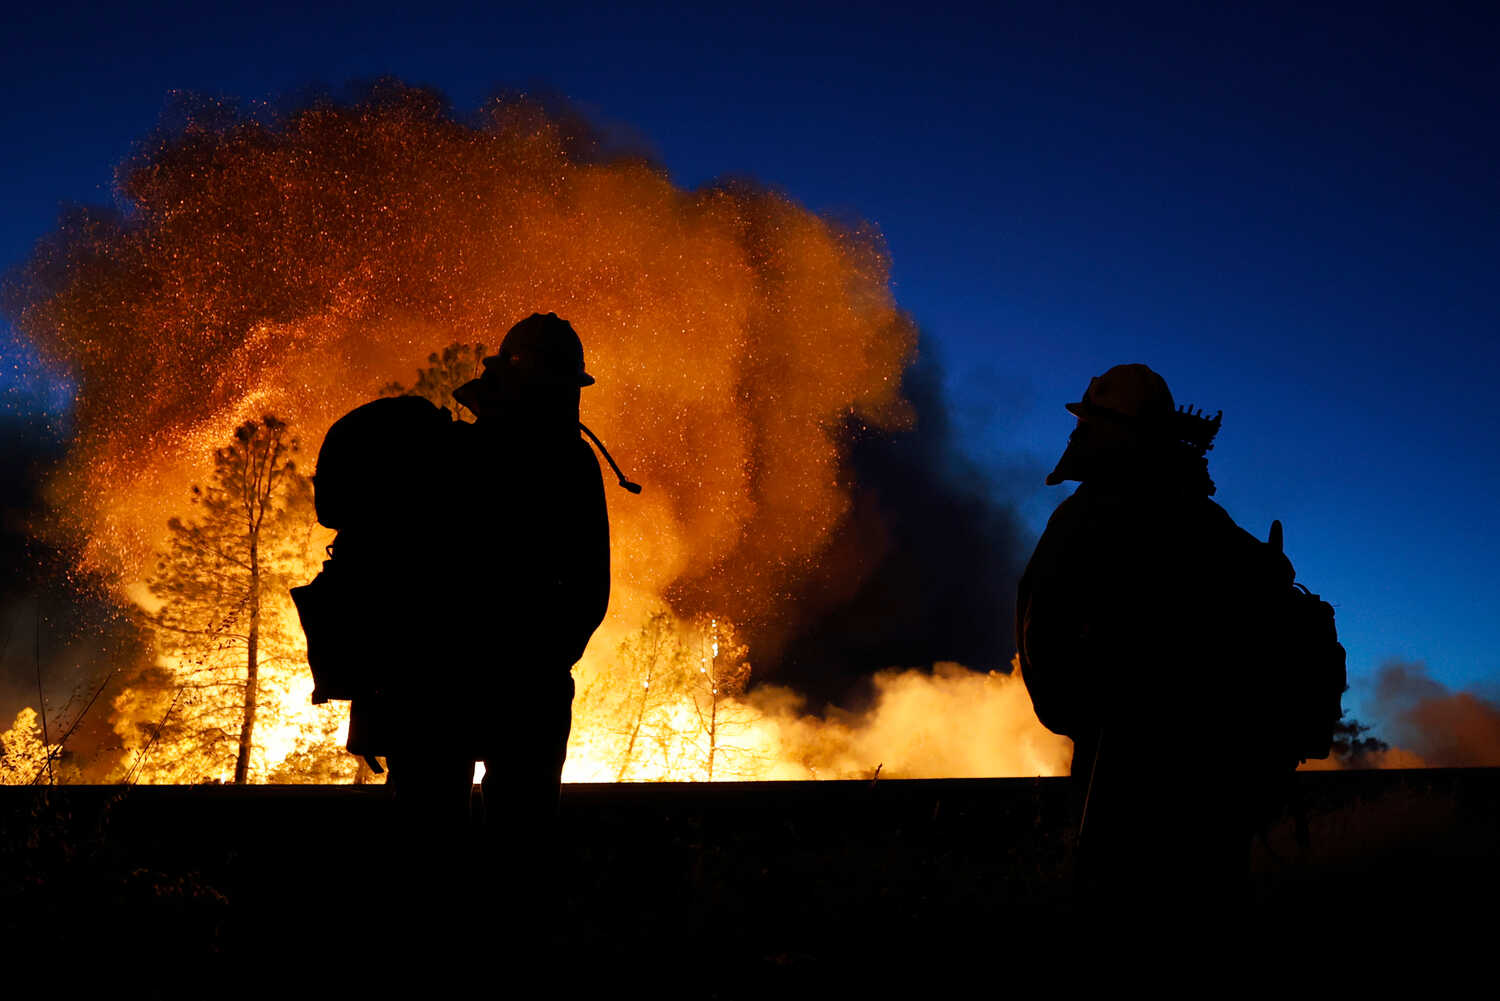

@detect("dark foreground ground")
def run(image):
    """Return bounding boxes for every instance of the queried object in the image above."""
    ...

[4,769,1497,994]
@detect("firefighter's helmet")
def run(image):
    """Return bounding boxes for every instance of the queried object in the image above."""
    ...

[1045,363,1176,486]
[485,312,595,388]
[1063,363,1174,424]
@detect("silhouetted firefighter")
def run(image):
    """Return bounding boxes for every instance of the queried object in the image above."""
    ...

[1016,364,1344,922]
[293,314,632,849]
[436,312,615,836]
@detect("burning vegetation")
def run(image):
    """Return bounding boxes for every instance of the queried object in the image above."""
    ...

[2,82,1070,784]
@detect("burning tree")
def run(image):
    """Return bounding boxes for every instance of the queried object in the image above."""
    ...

[569,611,770,782]
[126,416,334,784]
[612,612,692,780]
[0,708,61,785]
[573,611,696,781]
[689,616,757,780]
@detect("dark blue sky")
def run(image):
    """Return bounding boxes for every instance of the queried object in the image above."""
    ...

[3,1,1496,725]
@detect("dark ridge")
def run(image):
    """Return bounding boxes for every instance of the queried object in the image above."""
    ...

[1,770,1493,988]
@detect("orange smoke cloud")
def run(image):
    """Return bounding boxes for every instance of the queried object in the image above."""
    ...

[1300,660,1500,771]
[9,83,915,642]
[1369,660,1500,768]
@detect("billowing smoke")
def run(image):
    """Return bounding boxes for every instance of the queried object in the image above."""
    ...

[1367,661,1500,768]
[1301,660,1500,770]
[752,662,1071,779]
[762,347,1030,705]
[3,81,1041,780]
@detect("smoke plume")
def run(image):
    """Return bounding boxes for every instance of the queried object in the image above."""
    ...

[1367,660,1500,768]
[764,346,1030,704]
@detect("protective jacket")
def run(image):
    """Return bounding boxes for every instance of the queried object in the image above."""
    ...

[438,417,610,753]
[1017,468,1292,908]
[1017,473,1272,750]
[325,412,610,761]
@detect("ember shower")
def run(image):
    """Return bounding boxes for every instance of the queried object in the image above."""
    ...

[6,83,1067,782]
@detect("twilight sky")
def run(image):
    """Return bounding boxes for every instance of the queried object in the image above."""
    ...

[2,1,1496,728]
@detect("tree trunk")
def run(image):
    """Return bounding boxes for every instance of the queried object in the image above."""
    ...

[707,670,719,782]
[616,652,656,782]
[235,539,260,785]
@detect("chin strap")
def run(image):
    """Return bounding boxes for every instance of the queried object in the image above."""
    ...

[579,422,642,494]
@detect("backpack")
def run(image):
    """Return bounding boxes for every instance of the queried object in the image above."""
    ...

[288,555,375,704]
[290,396,454,704]
[1260,519,1346,766]
[307,395,454,531]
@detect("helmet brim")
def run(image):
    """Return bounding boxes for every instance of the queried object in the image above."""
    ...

[1065,399,1148,426]
[480,354,595,387]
